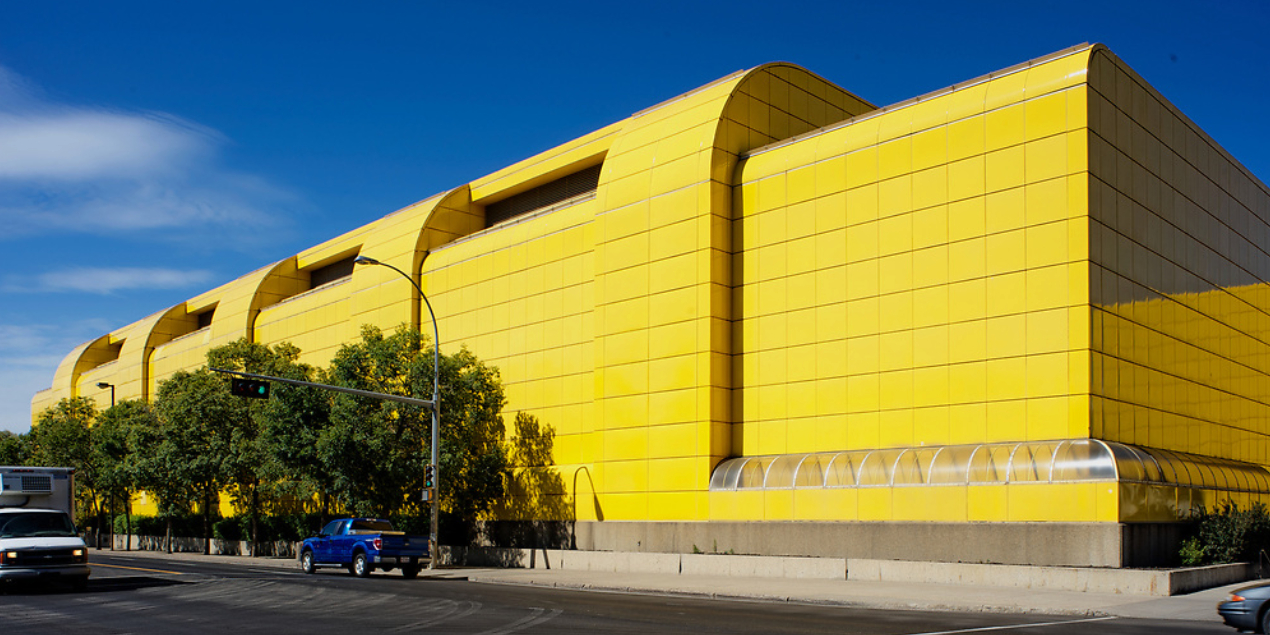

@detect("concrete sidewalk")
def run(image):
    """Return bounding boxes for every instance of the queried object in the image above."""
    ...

[93,548,1239,625]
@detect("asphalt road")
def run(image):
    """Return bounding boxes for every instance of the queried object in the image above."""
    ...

[0,553,1232,634]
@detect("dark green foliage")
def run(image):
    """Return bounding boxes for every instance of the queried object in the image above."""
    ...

[28,397,98,520]
[322,325,509,538]
[187,513,326,543]
[33,325,511,550]
[212,517,244,542]
[206,339,328,551]
[1180,501,1270,565]
[149,368,242,551]
[321,325,435,518]
[93,400,156,538]
[119,513,204,538]
[0,430,29,465]
[435,347,509,542]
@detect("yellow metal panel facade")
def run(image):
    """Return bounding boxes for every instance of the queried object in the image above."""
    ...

[33,46,1270,528]
[1087,48,1270,470]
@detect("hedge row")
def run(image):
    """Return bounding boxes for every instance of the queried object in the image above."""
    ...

[102,513,431,543]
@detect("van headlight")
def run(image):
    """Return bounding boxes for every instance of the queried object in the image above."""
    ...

[72,548,87,563]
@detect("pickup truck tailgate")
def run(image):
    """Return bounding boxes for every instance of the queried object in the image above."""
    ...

[379,534,428,556]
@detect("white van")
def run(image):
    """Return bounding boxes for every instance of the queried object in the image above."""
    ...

[0,467,90,590]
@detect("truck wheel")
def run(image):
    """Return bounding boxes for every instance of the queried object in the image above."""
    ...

[402,566,420,579]
[352,552,372,578]
[300,550,316,574]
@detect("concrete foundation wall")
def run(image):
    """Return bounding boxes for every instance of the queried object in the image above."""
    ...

[443,547,1252,596]
[482,521,1192,568]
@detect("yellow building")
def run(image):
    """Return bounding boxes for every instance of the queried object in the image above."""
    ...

[34,44,1270,567]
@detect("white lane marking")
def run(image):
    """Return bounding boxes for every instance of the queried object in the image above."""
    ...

[907,615,1117,635]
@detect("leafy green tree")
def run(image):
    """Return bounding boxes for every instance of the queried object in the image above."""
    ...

[29,397,100,524]
[0,430,30,465]
[93,400,157,550]
[150,369,244,554]
[322,325,508,542]
[207,338,328,552]
[436,347,510,544]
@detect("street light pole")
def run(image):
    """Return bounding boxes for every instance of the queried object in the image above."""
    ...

[94,381,115,551]
[354,255,440,569]
[96,382,115,407]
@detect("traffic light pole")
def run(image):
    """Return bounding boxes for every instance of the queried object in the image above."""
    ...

[210,368,435,408]
[214,366,440,564]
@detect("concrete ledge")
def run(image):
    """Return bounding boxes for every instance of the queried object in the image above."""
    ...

[446,546,1253,595]
[680,553,845,579]
[847,559,1253,596]
[444,547,845,579]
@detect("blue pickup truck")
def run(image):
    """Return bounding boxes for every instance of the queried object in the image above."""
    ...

[299,518,429,578]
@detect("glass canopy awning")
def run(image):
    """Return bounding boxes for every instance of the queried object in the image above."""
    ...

[708,439,1270,494]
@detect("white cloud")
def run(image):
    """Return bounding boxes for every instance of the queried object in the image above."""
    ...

[0,65,297,238]
[29,266,214,294]
[0,111,216,181]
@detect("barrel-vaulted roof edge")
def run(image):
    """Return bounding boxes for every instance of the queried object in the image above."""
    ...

[395,60,873,222]
[629,69,750,120]
[739,61,879,112]
[742,43,1098,160]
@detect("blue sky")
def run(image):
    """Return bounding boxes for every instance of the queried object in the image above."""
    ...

[2,1,1267,433]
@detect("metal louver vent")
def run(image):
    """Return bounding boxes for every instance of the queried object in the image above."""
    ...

[486,164,601,228]
[22,475,53,493]
[2,474,53,494]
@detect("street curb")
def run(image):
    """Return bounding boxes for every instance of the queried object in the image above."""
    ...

[464,575,1112,617]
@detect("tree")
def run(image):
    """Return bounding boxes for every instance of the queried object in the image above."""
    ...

[0,430,30,466]
[322,324,508,541]
[29,397,99,525]
[207,338,328,553]
[150,369,244,554]
[93,400,157,550]
[435,347,510,544]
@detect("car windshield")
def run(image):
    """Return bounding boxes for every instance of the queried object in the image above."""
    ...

[0,512,78,538]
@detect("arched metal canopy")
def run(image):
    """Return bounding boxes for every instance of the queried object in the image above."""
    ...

[708,440,1270,494]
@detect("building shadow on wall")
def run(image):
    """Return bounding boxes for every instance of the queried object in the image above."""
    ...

[478,412,602,562]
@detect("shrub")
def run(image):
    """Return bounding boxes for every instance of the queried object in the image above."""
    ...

[117,513,204,538]
[115,512,329,543]
[213,517,245,542]
[1181,501,1270,565]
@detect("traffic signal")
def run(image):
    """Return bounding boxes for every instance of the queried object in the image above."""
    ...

[424,464,435,489]
[231,377,270,400]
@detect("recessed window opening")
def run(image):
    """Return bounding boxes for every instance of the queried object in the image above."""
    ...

[194,307,215,329]
[485,164,602,228]
[309,256,357,289]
